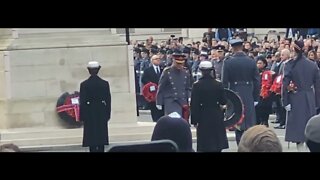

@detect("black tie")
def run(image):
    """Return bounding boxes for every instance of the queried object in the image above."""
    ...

[156,67,160,75]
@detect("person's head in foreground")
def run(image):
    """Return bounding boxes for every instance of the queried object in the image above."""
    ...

[151,112,194,152]
[0,143,21,152]
[305,114,320,152]
[238,125,282,152]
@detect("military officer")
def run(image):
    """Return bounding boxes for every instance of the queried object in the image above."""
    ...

[156,49,192,117]
[222,38,260,145]
[212,45,226,81]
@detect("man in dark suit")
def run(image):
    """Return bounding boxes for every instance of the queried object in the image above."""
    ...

[141,55,164,122]
[80,61,111,152]
[222,39,260,145]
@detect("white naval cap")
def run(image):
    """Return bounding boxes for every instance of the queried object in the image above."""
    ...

[168,112,182,118]
[199,61,213,70]
[200,51,208,56]
[87,61,100,68]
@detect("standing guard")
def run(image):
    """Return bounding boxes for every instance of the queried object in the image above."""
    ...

[222,39,260,145]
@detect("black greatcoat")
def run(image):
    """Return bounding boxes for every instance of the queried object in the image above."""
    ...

[191,76,229,152]
[80,75,111,147]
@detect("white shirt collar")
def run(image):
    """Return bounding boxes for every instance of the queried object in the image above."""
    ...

[153,64,159,71]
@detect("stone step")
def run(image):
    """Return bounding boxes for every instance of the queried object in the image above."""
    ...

[0,132,154,147]
[0,124,155,147]
[0,126,235,151]
[0,122,155,140]
[118,31,182,42]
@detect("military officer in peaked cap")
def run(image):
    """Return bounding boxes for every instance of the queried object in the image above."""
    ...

[222,38,260,145]
[156,49,192,117]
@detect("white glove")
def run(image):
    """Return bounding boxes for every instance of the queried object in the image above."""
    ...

[254,101,259,106]
[188,98,191,102]
[156,105,162,110]
[285,104,291,111]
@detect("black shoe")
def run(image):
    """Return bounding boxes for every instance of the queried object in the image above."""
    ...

[271,120,280,124]
[274,125,285,129]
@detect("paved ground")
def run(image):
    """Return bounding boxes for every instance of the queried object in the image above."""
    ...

[39,110,310,152]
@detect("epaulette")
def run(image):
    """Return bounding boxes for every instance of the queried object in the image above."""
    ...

[163,66,171,74]
[163,66,171,72]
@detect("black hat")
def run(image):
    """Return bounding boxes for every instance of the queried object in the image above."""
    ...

[201,47,209,52]
[151,45,158,50]
[137,44,145,48]
[172,49,186,64]
[166,49,173,55]
[159,49,166,55]
[172,49,183,55]
[193,49,200,55]
[266,54,272,59]
[151,114,194,152]
[213,45,226,51]
[134,48,141,53]
[150,48,158,54]
[183,47,191,54]
[229,39,244,47]
[141,48,149,54]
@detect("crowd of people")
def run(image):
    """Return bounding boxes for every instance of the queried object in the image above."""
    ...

[3,29,320,153]
[132,28,320,152]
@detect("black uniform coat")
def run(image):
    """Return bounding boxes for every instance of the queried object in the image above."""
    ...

[80,75,111,147]
[191,75,229,152]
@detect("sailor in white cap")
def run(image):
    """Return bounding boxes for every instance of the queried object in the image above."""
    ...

[80,60,111,152]
[191,60,229,152]
[87,61,100,69]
